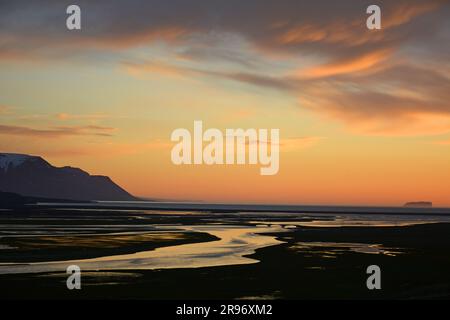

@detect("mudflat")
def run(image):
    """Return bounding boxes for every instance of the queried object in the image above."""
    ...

[1,208,450,299]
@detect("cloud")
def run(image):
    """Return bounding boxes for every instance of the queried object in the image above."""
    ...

[123,59,296,91]
[381,1,443,29]
[1,0,449,136]
[245,136,324,152]
[55,113,110,121]
[123,56,450,136]
[0,124,115,138]
[1,0,445,61]
[294,62,450,136]
[298,48,393,79]
[1,0,446,70]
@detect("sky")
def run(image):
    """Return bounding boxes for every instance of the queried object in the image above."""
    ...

[1,0,450,206]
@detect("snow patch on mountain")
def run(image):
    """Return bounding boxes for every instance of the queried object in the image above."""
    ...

[0,153,33,171]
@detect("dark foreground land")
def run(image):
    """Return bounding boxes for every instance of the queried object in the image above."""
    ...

[1,209,450,299]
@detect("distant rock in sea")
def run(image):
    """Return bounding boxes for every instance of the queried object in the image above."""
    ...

[404,201,433,208]
[0,153,137,201]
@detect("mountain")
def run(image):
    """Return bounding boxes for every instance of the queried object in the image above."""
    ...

[0,190,91,208]
[0,191,30,206]
[0,153,137,201]
[404,201,432,208]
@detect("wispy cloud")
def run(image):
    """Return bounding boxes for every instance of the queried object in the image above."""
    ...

[55,113,110,121]
[123,59,295,91]
[298,49,393,79]
[233,136,325,152]
[1,0,449,137]
[0,124,115,138]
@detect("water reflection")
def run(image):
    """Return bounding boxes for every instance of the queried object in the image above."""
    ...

[291,242,403,257]
[2,210,450,275]
[0,225,286,274]
[250,213,450,228]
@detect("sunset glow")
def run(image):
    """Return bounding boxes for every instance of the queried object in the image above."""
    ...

[1,0,450,206]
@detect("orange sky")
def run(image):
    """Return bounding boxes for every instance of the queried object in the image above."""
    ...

[1,0,450,206]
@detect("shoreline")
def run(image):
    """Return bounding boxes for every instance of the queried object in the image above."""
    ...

[2,221,450,299]
[31,201,450,216]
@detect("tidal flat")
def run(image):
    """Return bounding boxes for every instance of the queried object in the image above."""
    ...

[1,208,450,299]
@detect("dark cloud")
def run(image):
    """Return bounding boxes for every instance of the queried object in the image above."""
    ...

[1,0,447,60]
